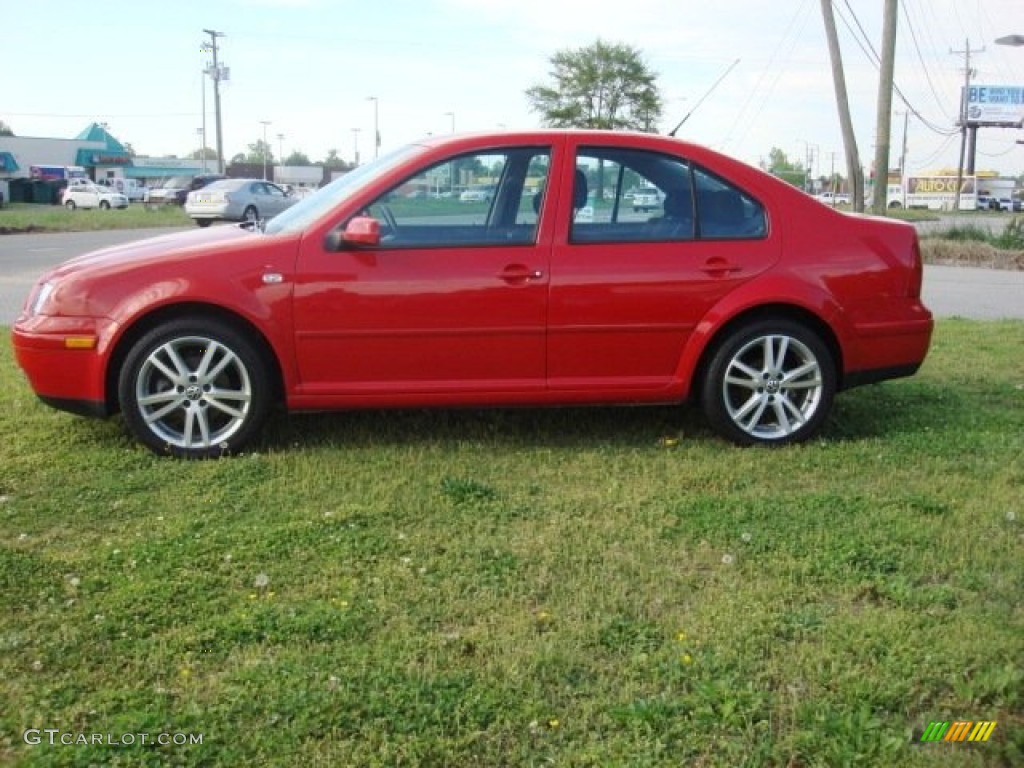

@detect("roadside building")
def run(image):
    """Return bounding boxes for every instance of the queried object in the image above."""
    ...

[0,123,202,202]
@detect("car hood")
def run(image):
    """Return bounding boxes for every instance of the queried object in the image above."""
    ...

[31,225,301,323]
[48,225,256,281]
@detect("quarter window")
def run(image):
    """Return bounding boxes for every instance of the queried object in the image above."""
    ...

[694,167,766,239]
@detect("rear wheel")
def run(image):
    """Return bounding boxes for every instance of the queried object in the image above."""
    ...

[243,206,259,224]
[118,318,272,458]
[701,319,835,445]
[65,200,76,210]
[195,219,212,227]
[99,200,111,210]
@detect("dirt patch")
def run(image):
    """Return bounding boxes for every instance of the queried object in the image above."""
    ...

[920,239,1024,271]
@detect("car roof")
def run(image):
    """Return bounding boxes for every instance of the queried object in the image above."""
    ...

[207,178,256,189]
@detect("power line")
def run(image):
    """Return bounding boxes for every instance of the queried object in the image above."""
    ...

[716,0,811,151]
[832,1,957,136]
[899,1,956,120]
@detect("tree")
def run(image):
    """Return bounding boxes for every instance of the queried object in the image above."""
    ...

[189,147,219,162]
[319,149,351,172]
[767,147,803,173]
[0,120,14,137]
[525,40,662,131]
[284,150,311,166]
[244,139,273,165]
[765,147,807,189]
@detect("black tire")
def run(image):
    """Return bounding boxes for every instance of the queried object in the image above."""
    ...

[118,318,272,458]
[701,319,835,445]
[65,200,76,210]
[195,219,212,228]
[243,206,259,223]
[99,200,111,210]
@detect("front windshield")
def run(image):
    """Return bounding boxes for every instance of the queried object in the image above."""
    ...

[263,143,425,236]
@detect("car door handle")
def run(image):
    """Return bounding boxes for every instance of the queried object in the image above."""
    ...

[700,257,743,277]
[498,265,544,284]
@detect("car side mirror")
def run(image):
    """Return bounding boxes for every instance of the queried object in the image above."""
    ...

[325,216,381,250]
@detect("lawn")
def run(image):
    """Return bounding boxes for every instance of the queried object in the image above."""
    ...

[0,319,1021,767]
[0,203,190,233]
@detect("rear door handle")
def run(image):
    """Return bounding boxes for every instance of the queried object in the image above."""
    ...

[700,257,742,277]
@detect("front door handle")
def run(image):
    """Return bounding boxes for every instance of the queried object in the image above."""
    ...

[498,265,544,284]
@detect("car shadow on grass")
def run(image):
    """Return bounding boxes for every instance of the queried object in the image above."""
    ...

[260,402,713,453]
[824,380,961,442]
[254,380,952,453]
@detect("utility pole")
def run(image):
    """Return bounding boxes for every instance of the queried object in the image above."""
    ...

[820,0,864,211]
[898,110,909,178]
[200,50,208,174]
[951,39,984,212]
[871,0,899,215]
[367,96,379,159]
[203,29,226,174]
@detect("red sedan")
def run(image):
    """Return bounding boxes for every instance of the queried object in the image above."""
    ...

[12,131,933,457]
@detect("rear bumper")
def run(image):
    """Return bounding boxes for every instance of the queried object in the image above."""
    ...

[843,362,922,390]
[841,303,933,390]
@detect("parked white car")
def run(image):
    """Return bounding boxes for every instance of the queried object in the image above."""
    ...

[632,187,660,212]
[62,183,128,210]
[101,178,147,202]
[459,186,494,203]
[815,191,851,206]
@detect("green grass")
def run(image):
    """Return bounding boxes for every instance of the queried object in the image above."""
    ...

[0,203,190,233]
[1,320,1022,766]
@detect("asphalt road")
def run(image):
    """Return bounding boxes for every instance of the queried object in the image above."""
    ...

[0,227,1021,324]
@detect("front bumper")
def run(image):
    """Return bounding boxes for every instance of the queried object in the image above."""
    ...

[11,315,117,418]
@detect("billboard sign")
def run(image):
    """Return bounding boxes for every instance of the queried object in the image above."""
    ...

[964,85,1024,127]
[907,176,975,195]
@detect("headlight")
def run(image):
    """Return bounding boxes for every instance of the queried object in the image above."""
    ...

[30,281,55,316]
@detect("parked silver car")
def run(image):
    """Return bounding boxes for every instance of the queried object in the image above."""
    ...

[184,179,297,227]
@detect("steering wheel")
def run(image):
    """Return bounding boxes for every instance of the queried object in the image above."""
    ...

[379,205,399,234]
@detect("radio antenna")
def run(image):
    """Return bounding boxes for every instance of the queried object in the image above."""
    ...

[668,58,740,137]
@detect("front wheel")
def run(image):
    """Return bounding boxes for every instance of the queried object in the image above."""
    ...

[65,200,76,210]
[99,200,111,210]
[118,319,273,458]
[701,319,835,445]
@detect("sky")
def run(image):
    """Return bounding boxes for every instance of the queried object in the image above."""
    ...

[5,0,1023,177]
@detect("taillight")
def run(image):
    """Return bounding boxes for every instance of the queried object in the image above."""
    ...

[909,237,923,298]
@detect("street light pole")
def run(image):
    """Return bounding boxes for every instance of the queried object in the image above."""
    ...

[351,128,361,166]
[260,120,271,180]
[444,111,455,133]
[200,52,208,173]
[367,96,379,158]
[277,133,285,165]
